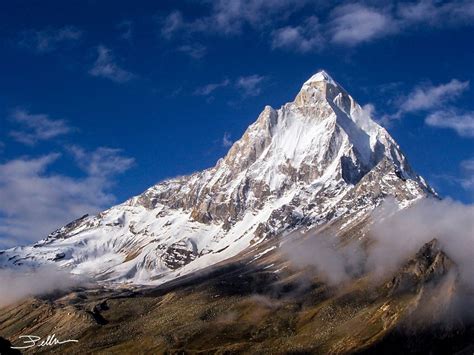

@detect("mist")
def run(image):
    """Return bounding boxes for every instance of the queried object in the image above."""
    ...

[281,232,364,285]
[282,198,474,289]
[368,198,474,286]
[0,265,86,307]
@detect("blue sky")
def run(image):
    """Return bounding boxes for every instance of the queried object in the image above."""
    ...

[0,0,473,247]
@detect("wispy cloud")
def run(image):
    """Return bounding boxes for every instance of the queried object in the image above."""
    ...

[425,110,474,137]
[379,79,473,137]
[117,20,133,41]
[236,75,265,97]
[272,16,322,52]
[397,0,474,27]
[398,79,469,114]
[431,158,474,196]
[201,0,308,34]
[68,145,135,178]
[460,158,474,191]
[0,148,134,247]
[9,108,73,145]
[19,26,82,53]
[160,1,308,38]
[222,132,233,147]
[194,79,230,96]
[160,0,474,53]
[177,43,207,59]
[160,10,186,39]
[328,1,474,47]
[89,45,136,83]
[194,75,266,98]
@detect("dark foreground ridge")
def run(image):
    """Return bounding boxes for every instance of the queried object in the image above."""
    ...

[1,239,473,354]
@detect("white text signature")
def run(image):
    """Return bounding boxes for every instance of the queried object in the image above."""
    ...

[11,334,79,349]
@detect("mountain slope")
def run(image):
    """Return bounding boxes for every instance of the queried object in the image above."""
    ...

[2,239,471,354]
[0,70,434,285]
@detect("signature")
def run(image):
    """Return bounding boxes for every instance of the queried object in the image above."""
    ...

[11,334,79,349]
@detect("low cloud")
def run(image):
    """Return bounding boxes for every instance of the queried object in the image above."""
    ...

[282,233,363,285]
[0,148,134,248]
[283,198,474,292]
[89,45,136,83]
[9,108,73,145]
[19,26,82,53]
[0,265,87,307]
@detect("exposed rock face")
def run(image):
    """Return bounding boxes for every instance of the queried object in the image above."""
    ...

[0,70,435,285]
[388,239,455,295]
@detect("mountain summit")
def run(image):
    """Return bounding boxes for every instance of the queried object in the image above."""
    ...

[0,71,434,284]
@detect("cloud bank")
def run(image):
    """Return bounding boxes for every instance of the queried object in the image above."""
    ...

[0,265,87,307]
[283,198,474,292]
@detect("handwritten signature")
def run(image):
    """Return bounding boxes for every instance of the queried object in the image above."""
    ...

[11,334,79,349]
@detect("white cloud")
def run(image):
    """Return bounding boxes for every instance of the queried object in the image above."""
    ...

[89,45,136,83]
[272,16,322,52]
[19,26,82,53]
[235,74,265,97]
[222,132,233,147]
[381,79,472,134]
[425,110,474,137]
[159,0,474,52]
[329,3,397,45]
[9,108,73,145]
[68,145,135,178]
[327,1,474,47]
[194,79,230,96]
[399,79,469,114]
[0,148,134,248]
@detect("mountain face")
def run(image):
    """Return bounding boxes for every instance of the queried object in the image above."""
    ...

[0,71,434,285]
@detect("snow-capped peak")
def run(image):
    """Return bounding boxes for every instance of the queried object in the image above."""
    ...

[303,69,338,87]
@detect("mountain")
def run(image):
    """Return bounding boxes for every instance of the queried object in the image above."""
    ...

[3,71,473,354]
[0,70,434,285]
